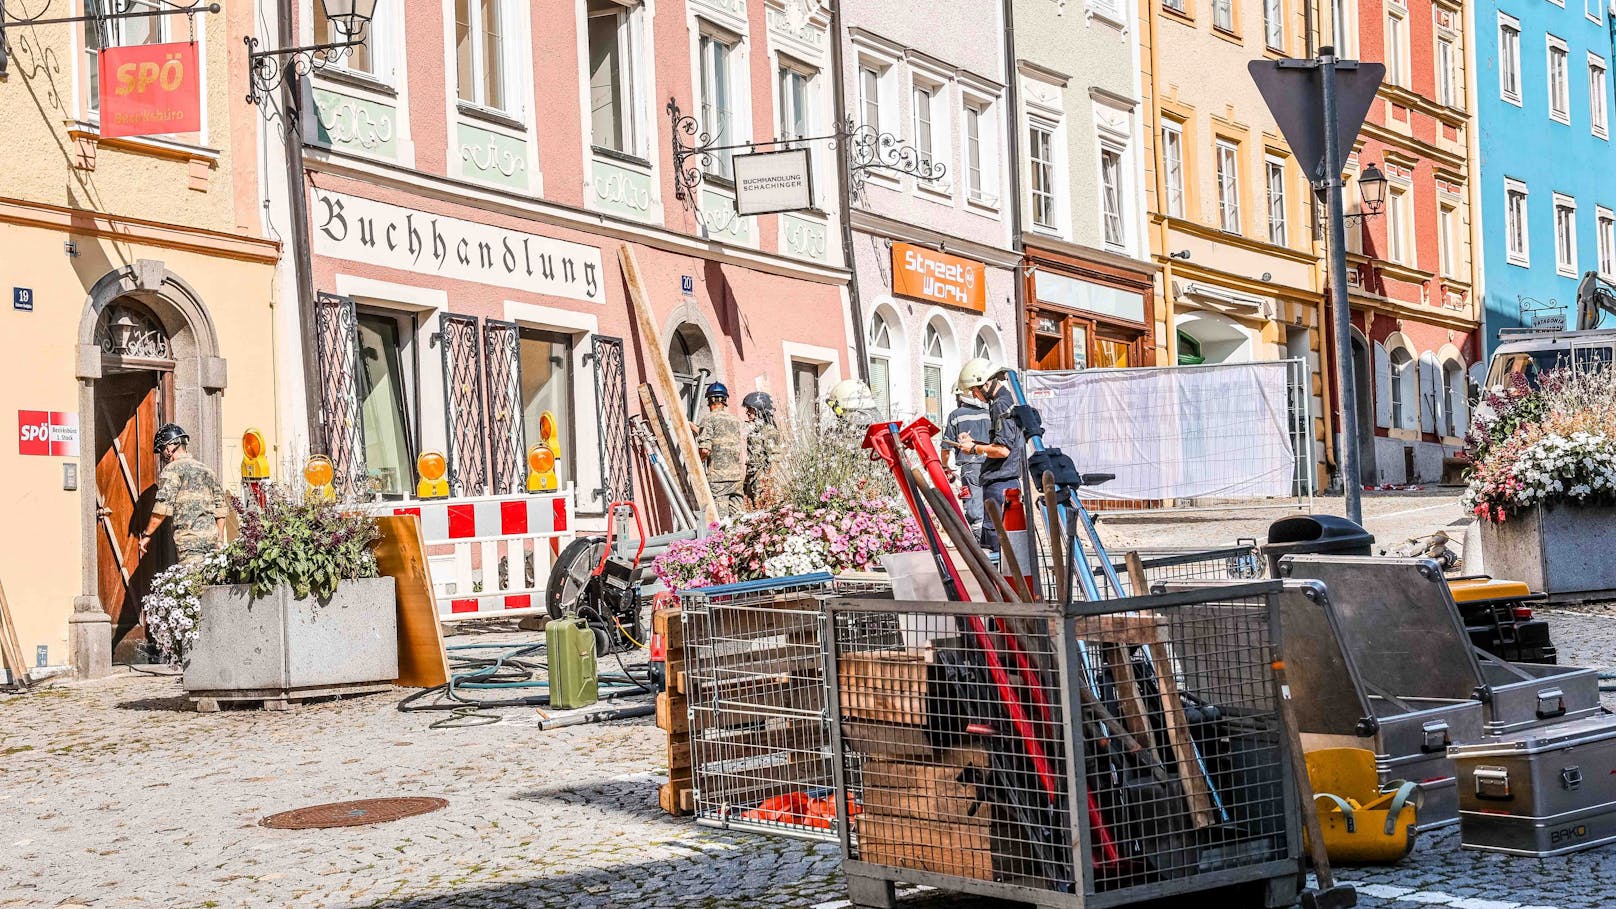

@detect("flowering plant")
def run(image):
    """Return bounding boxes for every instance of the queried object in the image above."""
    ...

[654,484,924,590]
[219,483,381,600]
[140,552,226,665]
[1463,366,1616,522]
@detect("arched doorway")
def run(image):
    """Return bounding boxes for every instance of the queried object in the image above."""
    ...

[75,261,224,670]
[668,322,716,423]
[1349,332,1378,484]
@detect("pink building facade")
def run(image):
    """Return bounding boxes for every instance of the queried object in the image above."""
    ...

[268,0,854,527]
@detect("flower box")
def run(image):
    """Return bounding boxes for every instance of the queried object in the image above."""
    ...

[182,577,398,700]
[1480,503,1616,600]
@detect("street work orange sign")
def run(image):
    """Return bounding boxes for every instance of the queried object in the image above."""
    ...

[891,242,987,312]
[98,42,201,139]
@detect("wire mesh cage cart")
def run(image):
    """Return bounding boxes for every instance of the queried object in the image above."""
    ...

[825,581,1302,909]
[1037,546,1266,601]
[681,572,891,840]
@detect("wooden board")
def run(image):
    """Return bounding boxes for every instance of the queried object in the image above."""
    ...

[659,781,696,815]
[619,244,717,525]
[638,384,699,519]
[858,815,994,880]
[656,691,690,734]
[0,576,28,686]
[373,515,450,689]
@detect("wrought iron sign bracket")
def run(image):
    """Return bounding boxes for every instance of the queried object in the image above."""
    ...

[245,34,363,106]
[0,0,219,78]
[666,96,948,216]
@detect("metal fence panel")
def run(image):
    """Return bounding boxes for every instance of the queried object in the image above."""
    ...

[313,292,367,498]
[591,335,633,506]
[482,319,525,496]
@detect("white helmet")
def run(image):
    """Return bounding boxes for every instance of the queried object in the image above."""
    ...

[954,358,1006,394]
[825,378,877,416]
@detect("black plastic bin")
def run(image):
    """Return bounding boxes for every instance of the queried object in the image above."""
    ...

[1260,515,1375,577]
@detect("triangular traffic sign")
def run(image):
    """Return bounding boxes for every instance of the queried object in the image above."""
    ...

[1249,59,1385,184]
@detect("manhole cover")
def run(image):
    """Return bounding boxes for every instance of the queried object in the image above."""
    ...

[260,797,448,830]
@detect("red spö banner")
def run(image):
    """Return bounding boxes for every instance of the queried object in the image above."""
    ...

[19,411,79,457]
[98,42,202,139]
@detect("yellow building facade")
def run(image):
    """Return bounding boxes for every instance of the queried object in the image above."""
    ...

[0,2,280,677]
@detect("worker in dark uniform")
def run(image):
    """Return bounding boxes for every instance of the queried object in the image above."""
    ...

[953,359,1023,553]
[696,383,747,519]
[137,423,229,566]
[742,391,781,508]
[940,385,991,544]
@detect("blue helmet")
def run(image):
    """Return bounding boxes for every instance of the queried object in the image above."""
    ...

[705,382,730,402]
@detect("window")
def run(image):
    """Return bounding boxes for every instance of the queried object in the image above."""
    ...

[1599,207,1615,277]
[698,33,738,180]
[1332,0,1357,56]
[1592,56,1609,138]
[1440,361,1463,436]
[911,83,936,169]
[85,1,166,115]
[868,310,895,418]
[1389,346,1413,430]
[455,0,505,110]
[1549,36,1570,123]
[858,65,881,128]
[777,63,813,143]
[1385,9,1409,88]
[974,329,996,362]
[1506,179,1530,265]
[1266,156,1287,246]
[1591,0,1605,24]
[1438,203,1458,277]
[1216,139,1241,233]
[1212,0,1234,32]
[1029,122,1059,230]
[1162,120,1185,217]
[356,312,417,499]
[1163,0,1185,12]
[313,0,375,75]
[588,1,638,155]
[1555,194,1578,276]
[520,329,576,491]
[1264,0,1284,50]
[1100,147,1127,249]
[1386,184,1409,263]
[922,322,946,424]
[1437,38,1458,108]
[964,103,985,200]
[1499,15,1521,103]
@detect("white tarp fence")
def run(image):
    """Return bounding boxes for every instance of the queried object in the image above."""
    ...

[1024,362,1297,501]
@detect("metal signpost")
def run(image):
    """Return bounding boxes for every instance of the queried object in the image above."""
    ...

[1250,50,1384,525]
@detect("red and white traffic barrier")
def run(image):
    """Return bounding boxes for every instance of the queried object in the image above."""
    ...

[1002,488,1039,599]
[373,490,575,621]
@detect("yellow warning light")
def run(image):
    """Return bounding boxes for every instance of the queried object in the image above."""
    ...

[416,450,449,499]
[527,410,561,493]
[241,428,270,480]
[304,455,336,503]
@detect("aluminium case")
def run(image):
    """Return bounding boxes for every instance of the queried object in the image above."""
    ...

[1278,556,1601,736]
[1449,713,1616,856]
[1162,578,1482,831]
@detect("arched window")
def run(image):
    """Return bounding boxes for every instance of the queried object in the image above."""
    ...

[922,321,946,423]
[1441,359,1466,437]
[868,308,896,419]
[1389,346,1413,430]
[974,327,1000,363]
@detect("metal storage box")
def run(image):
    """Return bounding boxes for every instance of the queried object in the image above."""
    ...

[1278,556,1601,736]
[1163,578,1483,831]
[1450,714,1616,856]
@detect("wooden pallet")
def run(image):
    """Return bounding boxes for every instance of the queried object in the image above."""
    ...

[188,681,394,713]
[656,604,694,815]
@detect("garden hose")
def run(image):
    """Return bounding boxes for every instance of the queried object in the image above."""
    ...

[398,639,653,719]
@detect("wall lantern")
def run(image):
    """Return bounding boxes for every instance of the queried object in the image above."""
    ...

[244,0,380,105]
[1347,163,1388,223]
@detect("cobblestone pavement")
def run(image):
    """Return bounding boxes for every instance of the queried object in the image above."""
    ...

[4,609,1616,909]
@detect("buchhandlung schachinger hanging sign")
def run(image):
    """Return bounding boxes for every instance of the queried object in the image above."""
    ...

[311,188,605,303]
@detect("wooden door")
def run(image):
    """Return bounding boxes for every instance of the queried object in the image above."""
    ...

[95,371,164,658]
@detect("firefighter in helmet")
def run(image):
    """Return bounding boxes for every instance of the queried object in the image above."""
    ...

[137,423,229,567]
[742,391,781,508]
[824,378,881,423]
[953,359,1023,553]
[696,382,747,519]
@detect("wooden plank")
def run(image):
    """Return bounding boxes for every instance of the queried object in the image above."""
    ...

[1147,639,1217,828]
[373,515,449,689]
[858,816,994,880]
[0,576,29,686]
[1101,641,1153,745]
[667,731,693,771]
[621,244,717,524]
[659,781,695,816]
[656,691,690,734]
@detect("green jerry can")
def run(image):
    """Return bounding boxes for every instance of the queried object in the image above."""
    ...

[546,616,599,709]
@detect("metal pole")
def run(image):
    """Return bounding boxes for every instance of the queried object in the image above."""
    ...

[1319,48,1363,525]
[828,0,870,384]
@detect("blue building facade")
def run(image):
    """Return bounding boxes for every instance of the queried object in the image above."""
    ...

[1476,0,1616,352]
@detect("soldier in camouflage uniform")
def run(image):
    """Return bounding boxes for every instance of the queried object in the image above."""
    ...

[742,391,781,508]
[138,424,229,567]
[696,383,747,519]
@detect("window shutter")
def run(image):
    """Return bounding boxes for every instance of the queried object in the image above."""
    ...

[1419,353,1439,434]
[869,356,892,420]
[1374,343,1392,429]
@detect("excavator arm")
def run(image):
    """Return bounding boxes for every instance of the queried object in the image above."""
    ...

[1576,270,1616,330]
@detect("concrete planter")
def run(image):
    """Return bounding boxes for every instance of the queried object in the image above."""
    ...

[1480,503,1616,600]
[183,577,398,703]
